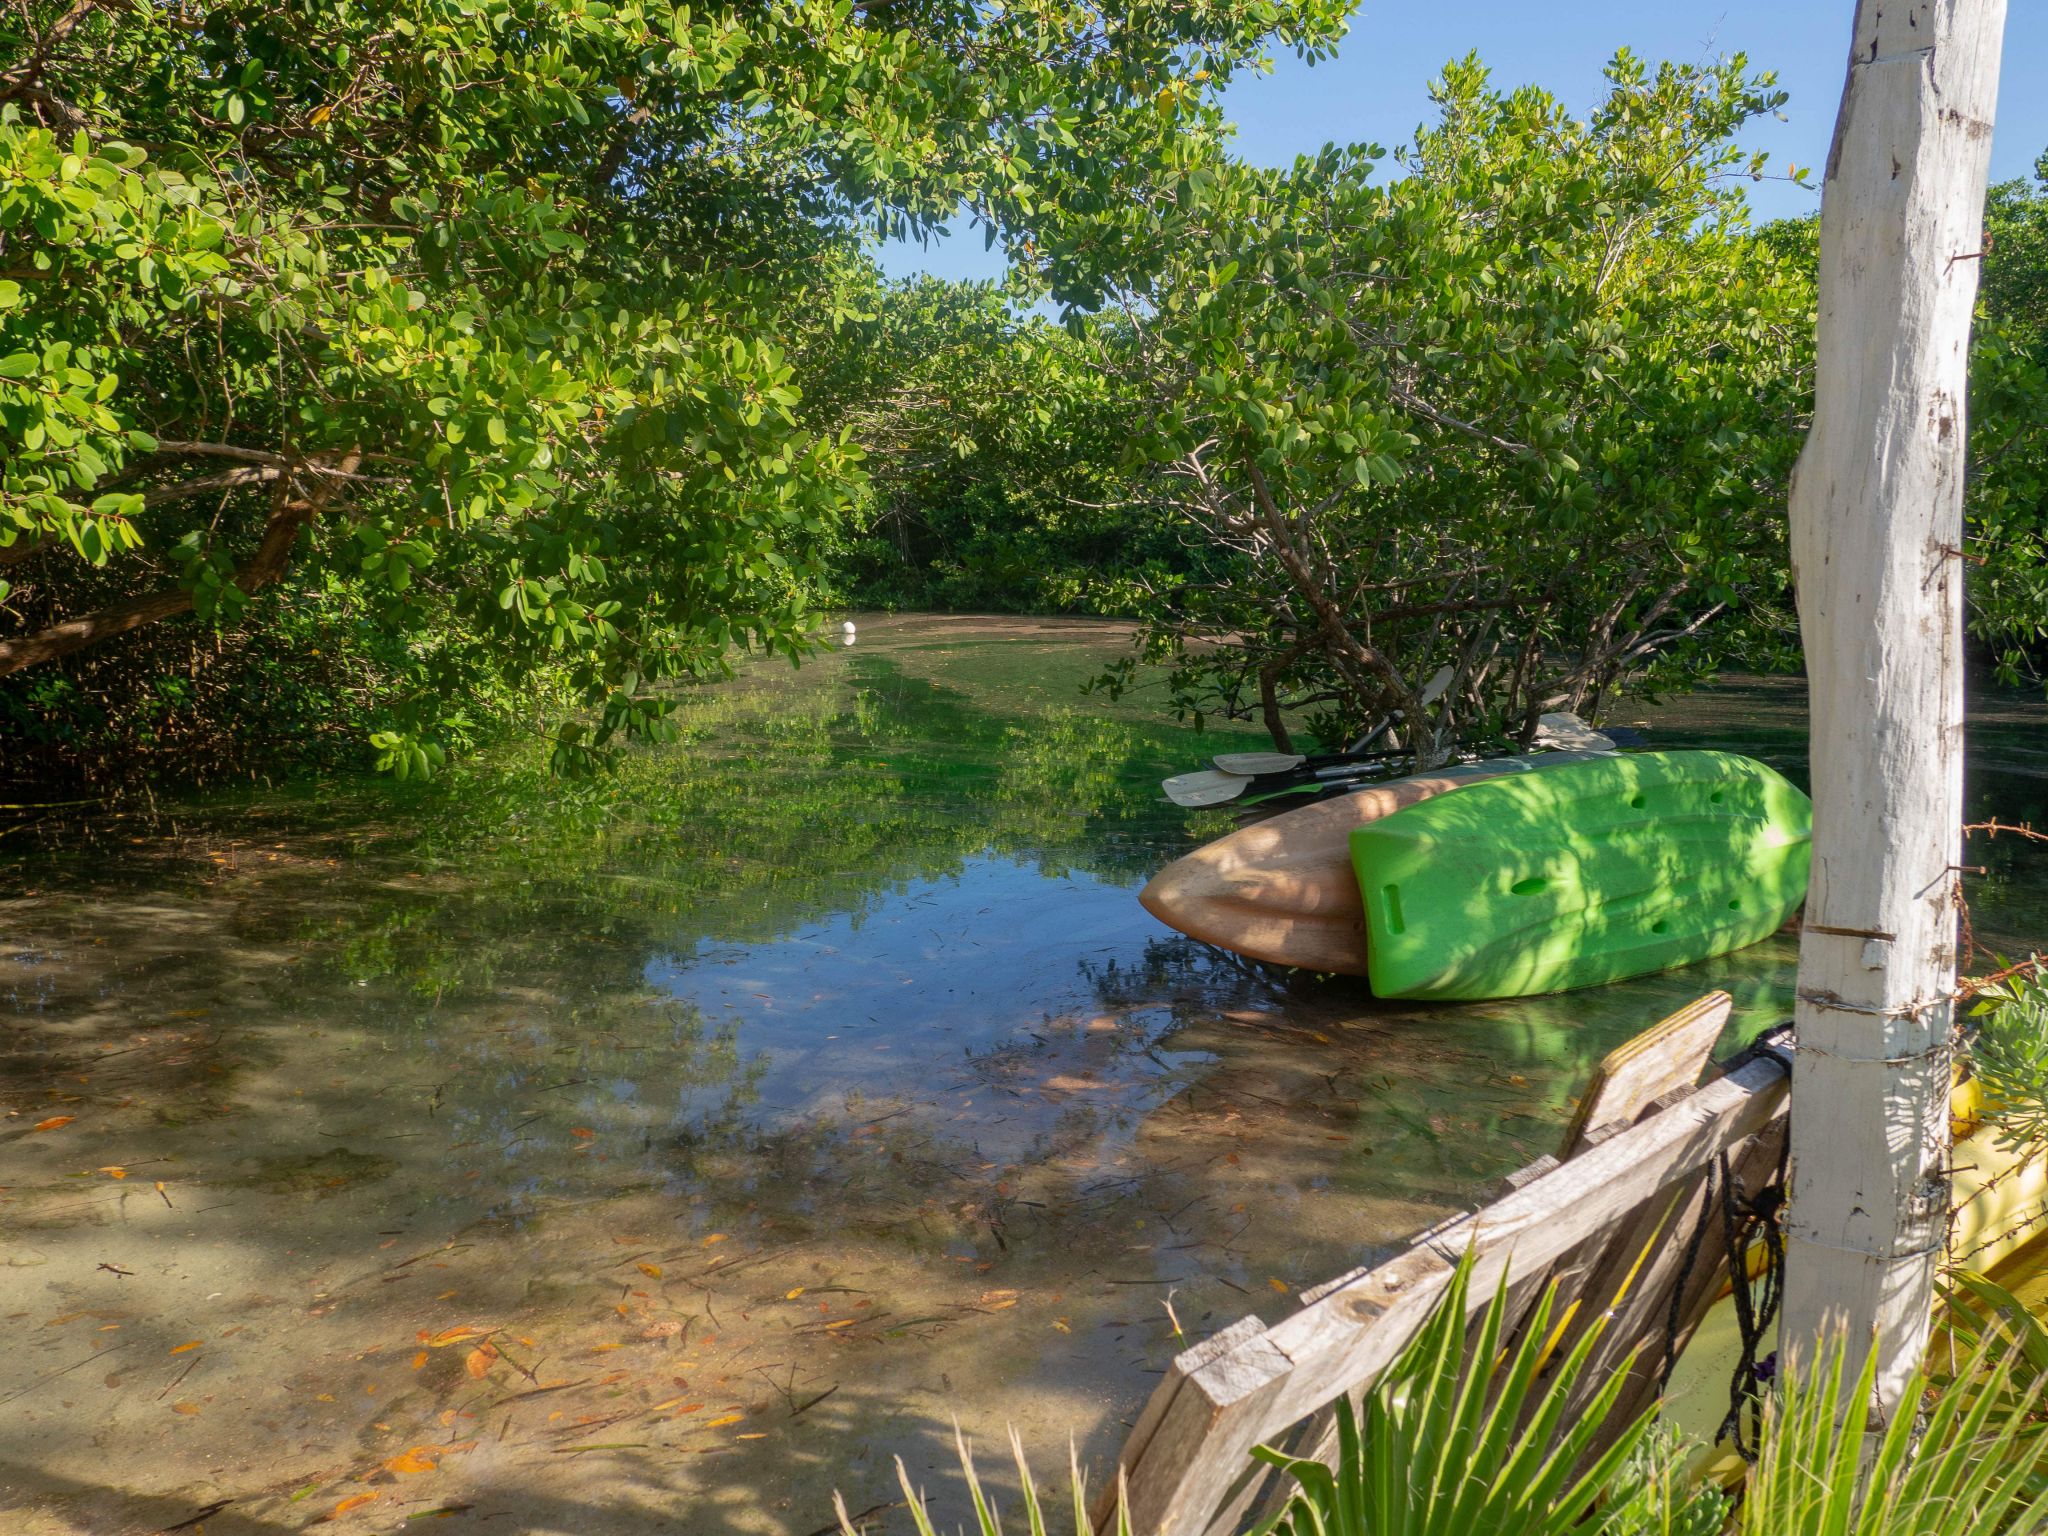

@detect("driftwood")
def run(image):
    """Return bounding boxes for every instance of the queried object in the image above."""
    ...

[1097,993,1784,1536]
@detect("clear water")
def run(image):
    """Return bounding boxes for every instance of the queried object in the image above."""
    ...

[0,614,2041,1535]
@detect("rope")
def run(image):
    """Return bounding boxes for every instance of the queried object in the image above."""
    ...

[1659,1158,1717,1394]
[1715,1137,1790,1463]
[1657,1031,1793,1464]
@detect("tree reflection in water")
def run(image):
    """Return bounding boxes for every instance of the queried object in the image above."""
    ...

[0,616,2038,1536]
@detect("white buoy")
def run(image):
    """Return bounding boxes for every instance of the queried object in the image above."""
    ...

[841,619,856,647]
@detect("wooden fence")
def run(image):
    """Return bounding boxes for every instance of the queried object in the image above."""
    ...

[1096,992,1794,1536]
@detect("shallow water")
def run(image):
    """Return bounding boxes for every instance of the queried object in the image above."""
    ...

[0,614,2041,1536]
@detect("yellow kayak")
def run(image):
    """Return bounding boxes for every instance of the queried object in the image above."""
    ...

[1664,1069,2048,1468]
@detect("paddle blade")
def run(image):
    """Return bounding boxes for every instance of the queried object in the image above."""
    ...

[1162,768,1253,807]
[1532,712,1617,751]
[1213,752,1306,776]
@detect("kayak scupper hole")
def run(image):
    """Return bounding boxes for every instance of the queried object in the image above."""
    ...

[1628,793,1648,810]
[1710,790,1726,804]
[1381,884,1406,936]
[1650,918,1672,935]
[1727,898,1743,911]
[1510,876,1547,896]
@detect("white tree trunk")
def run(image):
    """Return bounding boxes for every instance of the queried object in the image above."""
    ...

[1782,0,2005,1416]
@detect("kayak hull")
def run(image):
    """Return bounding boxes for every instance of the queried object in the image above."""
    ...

[1352,750,1812,1000]
[1137,752,1607,975]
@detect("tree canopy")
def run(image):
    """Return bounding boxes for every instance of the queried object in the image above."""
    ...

[1052,54,1818,756]
[5,4,2043,786]
[1968,151,2048,685]
[0,0,1346,778]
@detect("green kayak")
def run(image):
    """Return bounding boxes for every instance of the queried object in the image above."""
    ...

[1350,750,1811,1000]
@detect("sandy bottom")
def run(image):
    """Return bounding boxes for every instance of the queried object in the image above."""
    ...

[9,617,2038,1534]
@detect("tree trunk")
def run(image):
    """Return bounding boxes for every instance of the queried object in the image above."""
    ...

[1781,0,2005,1416]
[0,450,357,679]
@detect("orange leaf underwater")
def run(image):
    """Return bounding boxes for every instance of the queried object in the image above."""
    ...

[384,1445,441,1475]
[331,1492,379,1517]
[31,1116,74,1133]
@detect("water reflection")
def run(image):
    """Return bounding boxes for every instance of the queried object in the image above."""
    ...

[0,616,2039,1536]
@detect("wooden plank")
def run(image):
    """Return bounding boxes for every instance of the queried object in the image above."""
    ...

[1296,998,1723,1323]
[1473,992,1736,1385]
[1478,995,1745,1421]
[1559,992,1730,1157]
[1112,1047,1793,1535]
[1090,1314,1267,1533]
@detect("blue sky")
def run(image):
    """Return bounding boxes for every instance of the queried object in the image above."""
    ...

[876,2,2048,284]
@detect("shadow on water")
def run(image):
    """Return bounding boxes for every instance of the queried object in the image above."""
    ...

[0,617,2041,1534]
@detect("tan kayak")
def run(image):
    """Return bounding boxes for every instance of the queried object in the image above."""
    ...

[1138,752,1607,974]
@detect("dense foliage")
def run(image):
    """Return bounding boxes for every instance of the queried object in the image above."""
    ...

[6,1,2045,784]
[0,0,1345,782]
[1967,153,2048,686]
[817,280,1163,615]
[852,101,2048,758]
[1046,55,1818,757]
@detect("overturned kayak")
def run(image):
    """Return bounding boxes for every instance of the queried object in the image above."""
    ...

[1137,752,1609,974]
[1353,750,1811,1000]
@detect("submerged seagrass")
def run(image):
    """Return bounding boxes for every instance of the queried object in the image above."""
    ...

[1352,751,1812,1000]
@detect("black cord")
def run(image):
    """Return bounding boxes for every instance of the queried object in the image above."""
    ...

[1716,1136,1792,1463]
[1661,1157,1719,1393]
[1649,1029,1796,1464]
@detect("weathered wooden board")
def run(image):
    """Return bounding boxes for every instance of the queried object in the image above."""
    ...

[1097,1042,1793,1535]
[1559,991,1731,1156]
[1100,996,1761,1534]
